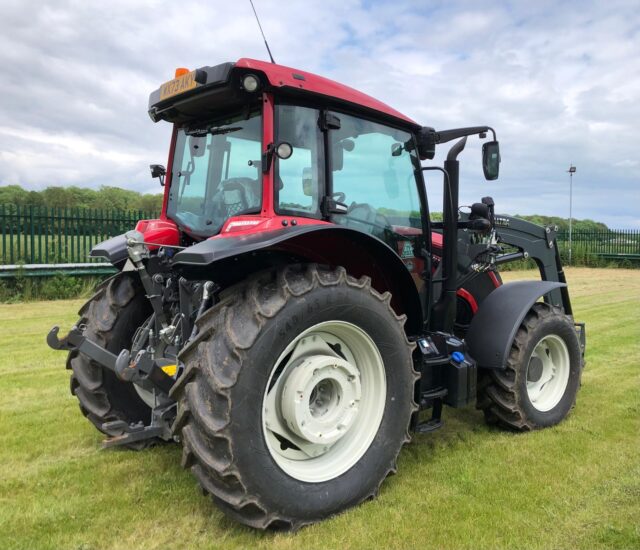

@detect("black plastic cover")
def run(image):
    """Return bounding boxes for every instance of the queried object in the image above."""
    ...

[89,234,128,266]
[465,280,566,369]
[148,62,235,123]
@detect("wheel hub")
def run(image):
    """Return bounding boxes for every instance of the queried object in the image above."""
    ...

[527,356,544,382]
[281,355,361,445]
[262,321,387,483]
[526,334,570,412]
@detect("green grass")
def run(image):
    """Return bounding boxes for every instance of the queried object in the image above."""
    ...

[0,268,638,549]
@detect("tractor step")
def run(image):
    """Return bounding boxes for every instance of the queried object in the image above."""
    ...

[415,390,446,433]
[415,417,443,433]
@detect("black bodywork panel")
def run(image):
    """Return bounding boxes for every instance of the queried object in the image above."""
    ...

[89,233,128,267]
[172,224,424,334]
[465,280,566,369]
[148,63,236,123]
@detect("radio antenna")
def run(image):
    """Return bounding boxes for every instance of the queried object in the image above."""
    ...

[249,0,276,64]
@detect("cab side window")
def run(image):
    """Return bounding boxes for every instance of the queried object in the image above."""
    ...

[275,105,323,216]
[329,113,423,255]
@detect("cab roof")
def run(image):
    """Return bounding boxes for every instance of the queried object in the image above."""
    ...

[148,58,418,128]
[235,58,417,126]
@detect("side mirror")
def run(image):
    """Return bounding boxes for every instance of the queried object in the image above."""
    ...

[482,141,500,180]
[391,143,403,157]
[150,164,166,186]
[275,142,293,160]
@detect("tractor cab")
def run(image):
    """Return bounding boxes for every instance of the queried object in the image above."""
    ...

[148,59,426,242]
[147,59,443,299]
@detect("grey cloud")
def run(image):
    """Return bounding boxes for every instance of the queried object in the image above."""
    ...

[0,0,638,227]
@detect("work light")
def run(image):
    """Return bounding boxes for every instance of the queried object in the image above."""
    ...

[242,74,260,93]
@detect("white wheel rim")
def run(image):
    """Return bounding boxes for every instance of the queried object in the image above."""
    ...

[526,334,570,412]
[262,321,386,483]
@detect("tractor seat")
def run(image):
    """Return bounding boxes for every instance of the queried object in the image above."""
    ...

[221,177,261,217]
[340,203,387,240]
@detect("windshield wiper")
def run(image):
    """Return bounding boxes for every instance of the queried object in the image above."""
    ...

[185,126,243,137]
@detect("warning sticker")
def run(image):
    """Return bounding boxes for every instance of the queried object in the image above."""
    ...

[400,241,414,259]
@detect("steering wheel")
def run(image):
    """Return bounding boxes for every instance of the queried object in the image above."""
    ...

[342,203,394,242]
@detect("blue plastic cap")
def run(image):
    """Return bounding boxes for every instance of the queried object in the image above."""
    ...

[451,351,465,364]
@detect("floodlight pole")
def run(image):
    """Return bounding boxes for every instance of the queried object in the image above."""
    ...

[567,164,576,265]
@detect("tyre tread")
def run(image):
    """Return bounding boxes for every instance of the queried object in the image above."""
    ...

[172,264,416,529]
[476,302,580,431]
[68,273,155,450]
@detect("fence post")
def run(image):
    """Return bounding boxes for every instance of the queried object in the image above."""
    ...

[1,204,5,264]
[29,205,35,264]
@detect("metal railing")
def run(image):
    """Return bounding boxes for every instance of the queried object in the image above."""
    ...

[0,204,158,265]
[555,229,640,260]
[1,205,638,272]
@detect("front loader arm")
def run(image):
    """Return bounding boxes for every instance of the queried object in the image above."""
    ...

[493,216,571,315]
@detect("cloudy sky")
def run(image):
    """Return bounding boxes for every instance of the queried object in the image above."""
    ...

[0,0,638,227]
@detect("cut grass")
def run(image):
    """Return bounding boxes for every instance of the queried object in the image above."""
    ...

[0,267,638,549]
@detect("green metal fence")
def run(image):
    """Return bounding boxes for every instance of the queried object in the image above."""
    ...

[1,204,638,268]
[0,204,158,265]
[556,229,640,261]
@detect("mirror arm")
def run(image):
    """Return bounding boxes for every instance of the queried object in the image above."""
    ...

[435,126,496,144]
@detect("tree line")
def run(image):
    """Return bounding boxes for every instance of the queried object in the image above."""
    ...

[0,185,163,213]
[0,184,609,231]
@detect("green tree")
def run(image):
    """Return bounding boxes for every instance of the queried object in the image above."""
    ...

[136,193,164,213]
[95,186,143,211]
[41,187,76,208]
[0,185,30,206]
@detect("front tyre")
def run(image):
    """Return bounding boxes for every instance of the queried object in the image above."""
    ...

[171,265,417,529]
[477,303,583,430]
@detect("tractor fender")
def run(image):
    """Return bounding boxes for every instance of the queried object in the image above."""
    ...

[465,280,566,369]
[173,224,423,334]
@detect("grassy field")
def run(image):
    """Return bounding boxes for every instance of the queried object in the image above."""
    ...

[0,268,638,549]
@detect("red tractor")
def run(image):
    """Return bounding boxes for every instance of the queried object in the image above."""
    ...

[48,59,585,529]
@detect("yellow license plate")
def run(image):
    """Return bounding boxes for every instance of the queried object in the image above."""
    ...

[159,71,198,101]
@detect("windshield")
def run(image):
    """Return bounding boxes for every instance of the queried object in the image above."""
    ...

[167,108,262,236]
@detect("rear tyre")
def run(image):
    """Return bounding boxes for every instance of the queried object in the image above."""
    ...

[477,303,582,430]
[68,273,155,449]
[171,265,417,529]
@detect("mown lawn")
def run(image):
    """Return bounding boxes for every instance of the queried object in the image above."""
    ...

[0,268,638,549]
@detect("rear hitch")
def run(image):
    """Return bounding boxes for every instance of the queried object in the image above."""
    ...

[47,325,84,351]
[101,397,176,449]
[47,325,175,394]
[48,324,178,447]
